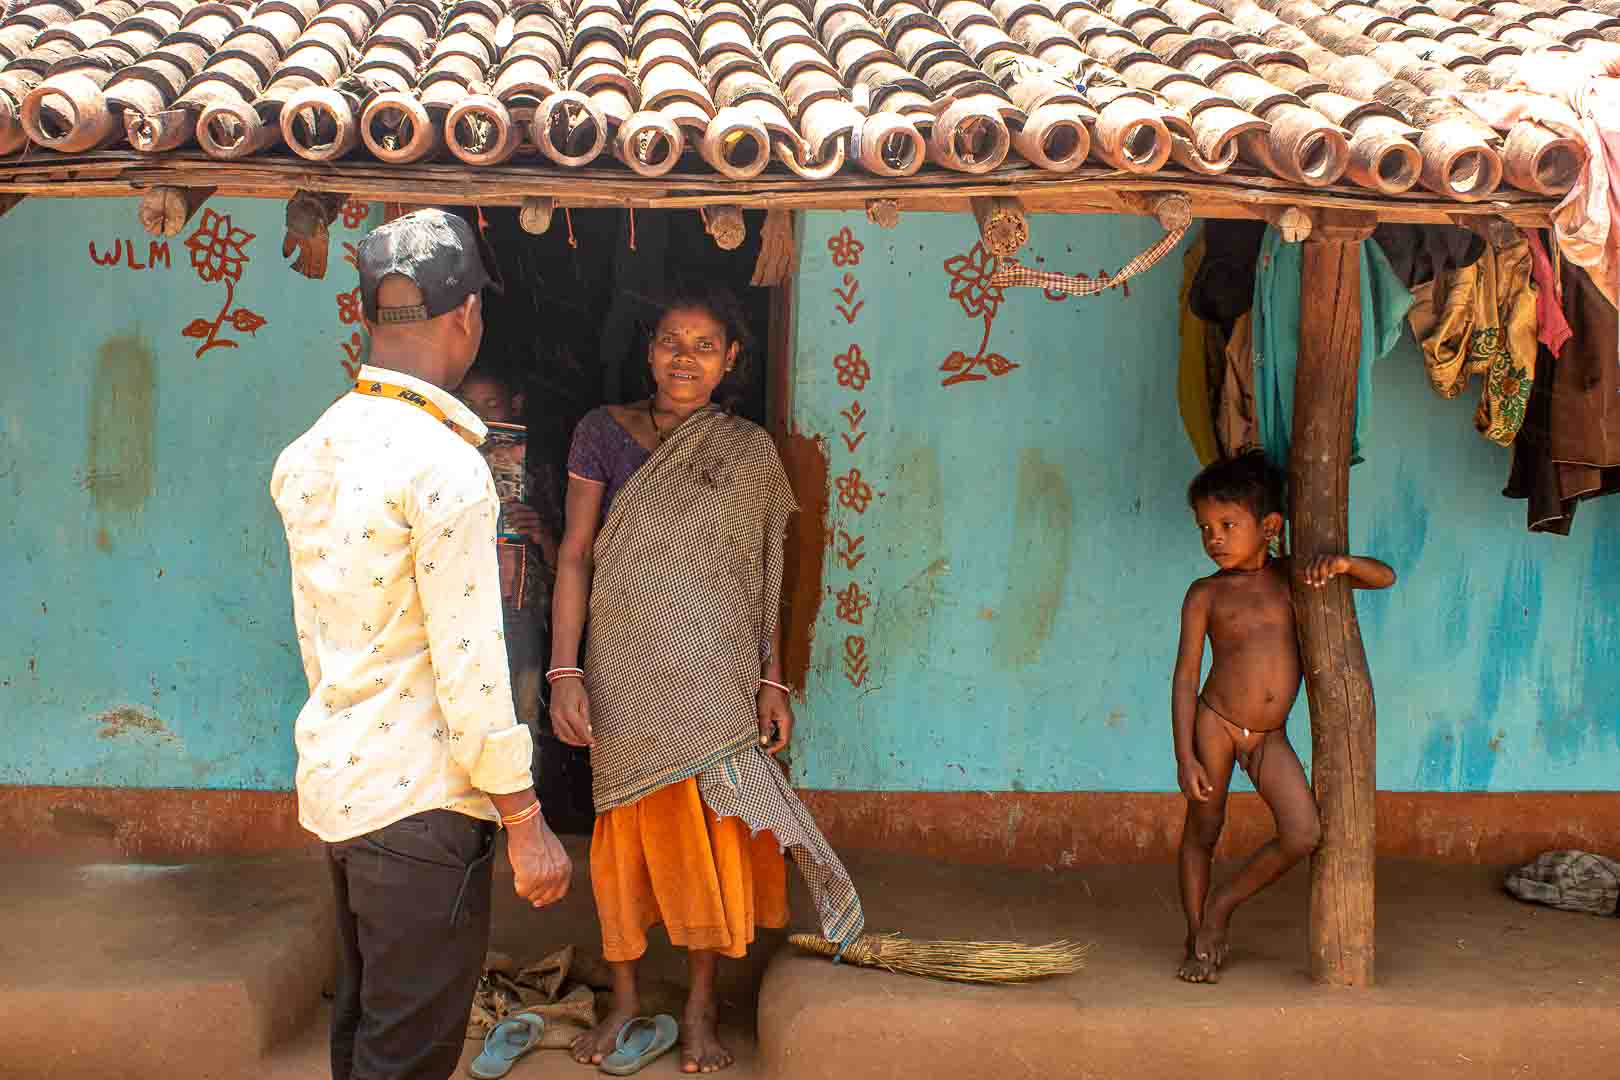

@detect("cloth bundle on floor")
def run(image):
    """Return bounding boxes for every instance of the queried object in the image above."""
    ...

[467,946,599,1046]
[1505,851,1620,917]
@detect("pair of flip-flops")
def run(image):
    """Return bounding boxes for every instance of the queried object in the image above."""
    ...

[468,1012,679,1078]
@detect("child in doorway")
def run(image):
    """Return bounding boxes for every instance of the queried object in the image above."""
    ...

[458,366,559,781]
[1173,451,1395,983]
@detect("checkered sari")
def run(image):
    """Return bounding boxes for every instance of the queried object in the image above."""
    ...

[586,407,865,946]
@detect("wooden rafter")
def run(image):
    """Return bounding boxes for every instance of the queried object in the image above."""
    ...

[0,154,1560,227]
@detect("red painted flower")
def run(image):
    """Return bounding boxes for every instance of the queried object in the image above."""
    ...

[943,242,1004,321]
[827,226,865,268]
[835,581,872,625]
[184,209,254,285]
[835,467,874,514]
[834,344,871,391]
[340,200,370,230]
[337,286,364,326]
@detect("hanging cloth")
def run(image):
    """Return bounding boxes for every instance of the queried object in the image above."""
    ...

[1216,311,1257,457]
[1176,229,1221,467]
[1404,236,1539,447]
[1524,230,1574,357]
[1504,259,1620,534]
[1252,228,1414,471]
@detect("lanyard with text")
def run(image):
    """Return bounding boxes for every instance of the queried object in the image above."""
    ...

[352,379,480,446]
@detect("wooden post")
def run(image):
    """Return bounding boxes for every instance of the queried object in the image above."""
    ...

[1290,209,1379,988]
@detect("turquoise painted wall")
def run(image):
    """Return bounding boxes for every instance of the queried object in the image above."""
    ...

[2,200,1615,794]
[791,211,1620,794]
[0,196,377,788]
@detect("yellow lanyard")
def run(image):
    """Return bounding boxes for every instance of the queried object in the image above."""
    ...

[352,379,479,446]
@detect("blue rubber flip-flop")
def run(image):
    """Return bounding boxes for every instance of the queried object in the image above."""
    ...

[598,1014,679,1077]
[468,1012,545,1079]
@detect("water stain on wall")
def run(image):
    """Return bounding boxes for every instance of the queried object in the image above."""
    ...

[96,705,177,742]
[876,440,945,661]
[86,332,156,516]
[993,449,1074,669]
[1553,525,1620,758]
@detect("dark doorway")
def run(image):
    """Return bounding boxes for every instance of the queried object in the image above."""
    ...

[464,206,779,835]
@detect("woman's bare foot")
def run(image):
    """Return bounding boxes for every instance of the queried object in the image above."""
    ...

[571,1004,639,1065]
[680,1003,733,1074]
[572,959,641,1065]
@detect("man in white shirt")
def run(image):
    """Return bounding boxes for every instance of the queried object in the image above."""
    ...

[271,208,570,1080]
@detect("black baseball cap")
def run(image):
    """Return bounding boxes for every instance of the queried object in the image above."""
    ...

[357,208,501,324]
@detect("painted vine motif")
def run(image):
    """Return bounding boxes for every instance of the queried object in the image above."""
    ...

[180,210,267,358]
[939,241,1130,387]
[939,241,1017,388]
[337,231,370,379]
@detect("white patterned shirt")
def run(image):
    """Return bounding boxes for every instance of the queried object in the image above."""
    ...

[271,365,533,842]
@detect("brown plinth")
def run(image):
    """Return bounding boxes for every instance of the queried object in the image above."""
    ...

[4,786,1617,866]
[762,854,1620,1080]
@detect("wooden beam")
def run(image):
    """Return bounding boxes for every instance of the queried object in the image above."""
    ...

[0,192,25,218]
[518,195,555,234]
[971,195,1028,256]
[0,154,1562,226]
[137,185,214,237]
[701,204,746,250]
[864,198,900,228]
[282,190,348,280]
[1290,208,1379,989]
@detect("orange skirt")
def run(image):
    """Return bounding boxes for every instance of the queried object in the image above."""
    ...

[591,777,789,962]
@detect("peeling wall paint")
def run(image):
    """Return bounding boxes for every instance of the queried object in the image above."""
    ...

[790,210,1620,794]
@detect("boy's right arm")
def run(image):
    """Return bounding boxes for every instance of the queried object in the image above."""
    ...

[1172,583,1213,802]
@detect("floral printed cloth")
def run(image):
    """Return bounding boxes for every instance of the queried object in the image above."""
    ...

[1406,238,1539,447]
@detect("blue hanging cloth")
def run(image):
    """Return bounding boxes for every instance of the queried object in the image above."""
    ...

[1252,227,1415,471]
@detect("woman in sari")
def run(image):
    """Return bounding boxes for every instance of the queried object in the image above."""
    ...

[549,285,862,1074]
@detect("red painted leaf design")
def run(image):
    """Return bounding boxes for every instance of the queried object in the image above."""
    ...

[983,353,1019,377]
[230,308,267,333]
[182,318,213,339]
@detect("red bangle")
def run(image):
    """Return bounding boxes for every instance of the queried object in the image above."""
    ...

[500,801,542,827]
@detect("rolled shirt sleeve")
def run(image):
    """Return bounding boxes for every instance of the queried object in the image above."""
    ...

[408,461,534,796]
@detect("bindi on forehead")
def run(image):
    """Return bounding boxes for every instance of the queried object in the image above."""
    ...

[657,308,726,338]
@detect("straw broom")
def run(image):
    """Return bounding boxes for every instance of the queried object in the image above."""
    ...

[790,933,1088,984]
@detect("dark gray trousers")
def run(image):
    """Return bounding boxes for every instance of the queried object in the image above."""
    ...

[326,810,496,1080]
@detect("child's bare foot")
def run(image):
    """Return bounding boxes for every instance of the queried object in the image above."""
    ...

[1177,939,1220,983]
[1178,920,1231,984]
[571,1003,639,1065]
[680,1004,733,1074]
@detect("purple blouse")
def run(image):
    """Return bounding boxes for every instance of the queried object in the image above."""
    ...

[566,407,652,522]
